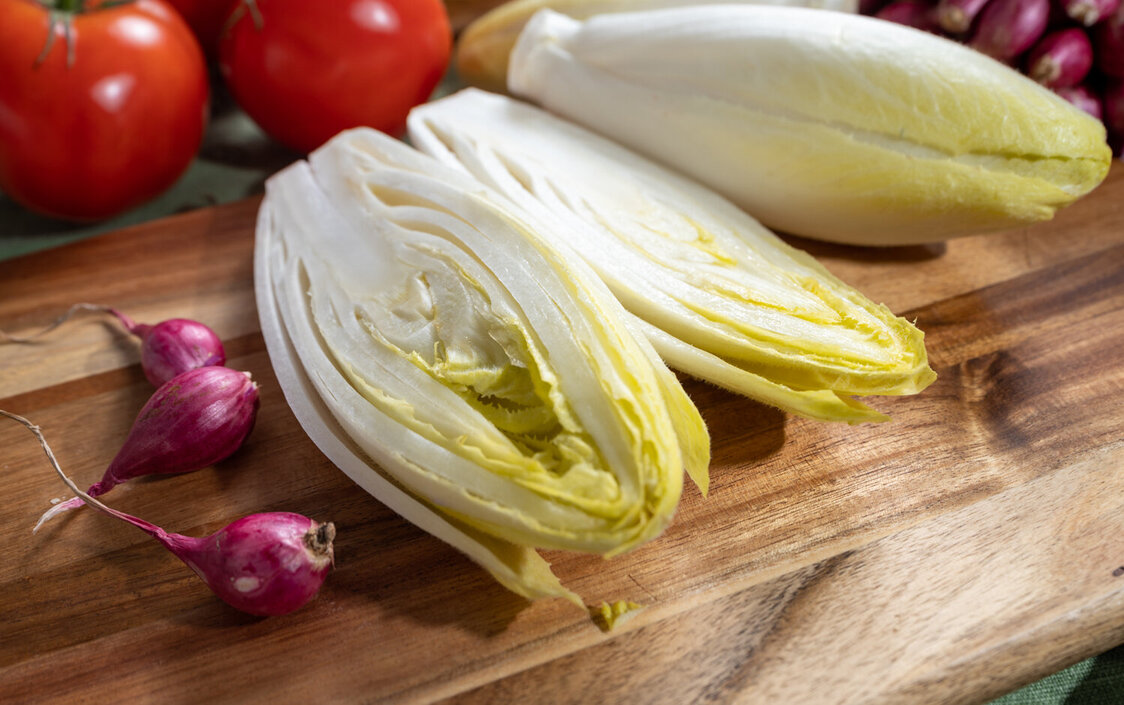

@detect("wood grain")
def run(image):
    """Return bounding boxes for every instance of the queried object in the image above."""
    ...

[452,452,1124,705]
[0,167,1122,705]
[0,202,262,399]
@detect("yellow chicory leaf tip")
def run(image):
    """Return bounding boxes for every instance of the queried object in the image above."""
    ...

[592,600,646,632]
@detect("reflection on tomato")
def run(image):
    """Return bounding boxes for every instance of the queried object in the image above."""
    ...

[0,0,210,221]
[219,0,451,154]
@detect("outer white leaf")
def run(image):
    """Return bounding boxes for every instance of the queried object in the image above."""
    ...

[507,7,1111,245]
[409,89,935,422]
[255,128,709,603]
[455,0,857,92]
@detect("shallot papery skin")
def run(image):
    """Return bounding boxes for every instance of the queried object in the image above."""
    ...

[876,1,941,31]
[1063,0,1121,26]
[35,366,259,529]
[110,309,226,387]
[1095,8,1124,78]
[1027,29,1094,88]
[95,366,259,489]
[165,513,336,616]
[969,0,1050,61]
[936,0,992,34]
[1056,84,1105,119]
[137,319,225,387]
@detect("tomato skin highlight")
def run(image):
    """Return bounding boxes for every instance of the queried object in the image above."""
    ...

[218,0,452,154]
[0,0,210,222]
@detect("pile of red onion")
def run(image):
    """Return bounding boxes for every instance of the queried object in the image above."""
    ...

[865,0,1124,153]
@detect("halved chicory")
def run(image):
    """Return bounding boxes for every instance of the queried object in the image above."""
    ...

[255,128,709,603]
[409,89,936,422]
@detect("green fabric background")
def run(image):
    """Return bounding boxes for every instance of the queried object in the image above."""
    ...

[992,646,1123,705]
[1,88,1120,705]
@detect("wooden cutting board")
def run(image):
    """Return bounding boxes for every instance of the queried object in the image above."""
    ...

[1,165,1122,705]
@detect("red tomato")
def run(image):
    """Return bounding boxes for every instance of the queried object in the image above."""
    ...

[0,0,210,221]
[219,0,451,154]
[163,0,237,55]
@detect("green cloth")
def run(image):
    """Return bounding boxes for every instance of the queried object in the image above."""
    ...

[992,646,1124,705]
[0,89,1120,705]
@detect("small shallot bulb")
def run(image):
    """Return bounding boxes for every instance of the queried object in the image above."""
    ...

[969,0,1050,61]
[1062,0,1121,26]
[1095,7,1124,78]
[1055,84,1104,120]
[936,0,992,34]
[0,304,225,387]
[1026,29,1094,89]
[875,1,942,31]
[173,513,336,616]
[35,366,260,529]
[120,314,227,387]
[4,410,334,617]
[1103,78,1124,152]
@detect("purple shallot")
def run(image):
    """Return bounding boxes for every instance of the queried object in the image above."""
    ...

[5,410,335,617]
[0,303,225,386]
[35,365,260,529]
